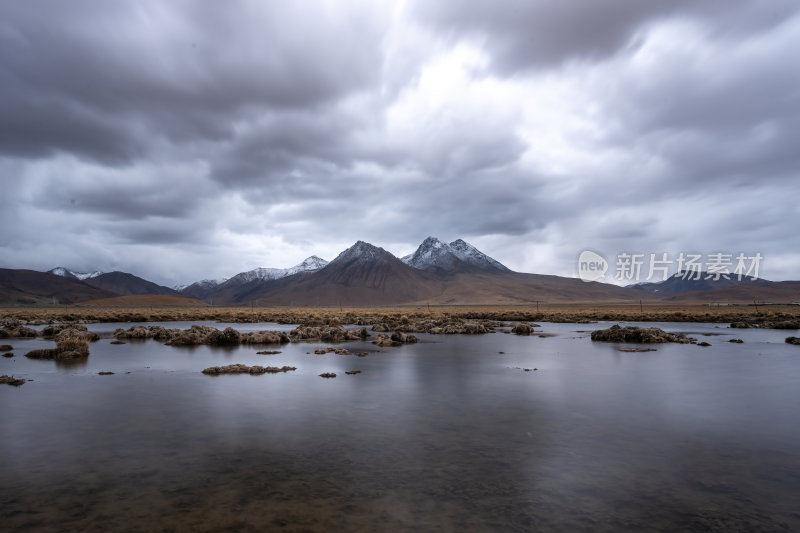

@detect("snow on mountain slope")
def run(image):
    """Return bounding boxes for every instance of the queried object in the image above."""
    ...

[401,236,463,271]
[449,239,511,272]
[401,237,511,272]
[224,256,329,286]
[48,267,104,280]
[285,255,328,275]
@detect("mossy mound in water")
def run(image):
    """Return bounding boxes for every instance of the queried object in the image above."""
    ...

[372,332,419,346]
[202,364,296,375]
[289,325,368,342]
[113,325,290,345]
[25,338,90,360]
[591,325,694,344]
[314,347,352,355]
[41,324,100,342]
[0,325,37,338]
[56,338,90,359]
[1,374,26,386]
[511,323,534,335]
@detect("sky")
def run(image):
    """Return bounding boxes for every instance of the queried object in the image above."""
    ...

[1,0,798,287]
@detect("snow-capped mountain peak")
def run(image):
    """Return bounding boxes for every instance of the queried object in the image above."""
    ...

[222,256,329,286]
[330,241,390,265]
[48,267,104,280]
[401,238,511,272]
[285,255,329,275]
[402,236,459,271]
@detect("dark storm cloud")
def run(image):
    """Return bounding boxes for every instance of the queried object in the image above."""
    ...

[412,0,799,73]
[211,109,361,187]
[0,1,386,163]
[40,173,212,220]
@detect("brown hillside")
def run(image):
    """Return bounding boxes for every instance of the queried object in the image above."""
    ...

[0,268,116,305]
[77,294,209,307]
[667,281,800,303]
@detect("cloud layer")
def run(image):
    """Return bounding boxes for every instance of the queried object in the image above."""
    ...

[1,1,798,285]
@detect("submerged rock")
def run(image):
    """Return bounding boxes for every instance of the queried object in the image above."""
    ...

[0,344,12,351]
[617,347,657,352]
[345,370,361,375]
[786,337,800,345]
[98,371,115,375]
[319,372,337,378]
[697,342,711,347]
[728,339,744,344]
[0,374,25,386]
[590,325,694,344]
[256,350,282,355]
[202,364,297,375]
[2,352,13,358]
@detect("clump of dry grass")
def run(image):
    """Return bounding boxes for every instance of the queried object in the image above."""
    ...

[25,348,58,359]
[56,338,90,359]
[201,364,296,375]
[591,325,694,344]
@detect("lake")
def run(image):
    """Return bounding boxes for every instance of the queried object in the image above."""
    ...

[1,321,799,531]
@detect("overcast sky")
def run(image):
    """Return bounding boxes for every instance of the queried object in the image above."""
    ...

[1,0,798,286]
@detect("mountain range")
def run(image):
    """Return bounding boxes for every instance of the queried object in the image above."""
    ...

[1,237,799,306]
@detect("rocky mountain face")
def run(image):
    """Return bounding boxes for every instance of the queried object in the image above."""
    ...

[633,271,759,297]
[401,236,511,273]
[179,279,223,300]
[448,239,511,272]
[220,241,436,306]
[81,271,177,296]
[0,268,116,305]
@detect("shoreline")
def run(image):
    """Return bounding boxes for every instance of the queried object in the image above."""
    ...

[2,303,799,326]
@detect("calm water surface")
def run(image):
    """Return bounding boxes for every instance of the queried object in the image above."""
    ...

[1,321,799,531]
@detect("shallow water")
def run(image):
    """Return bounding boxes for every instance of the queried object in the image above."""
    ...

[1,321,799,531]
